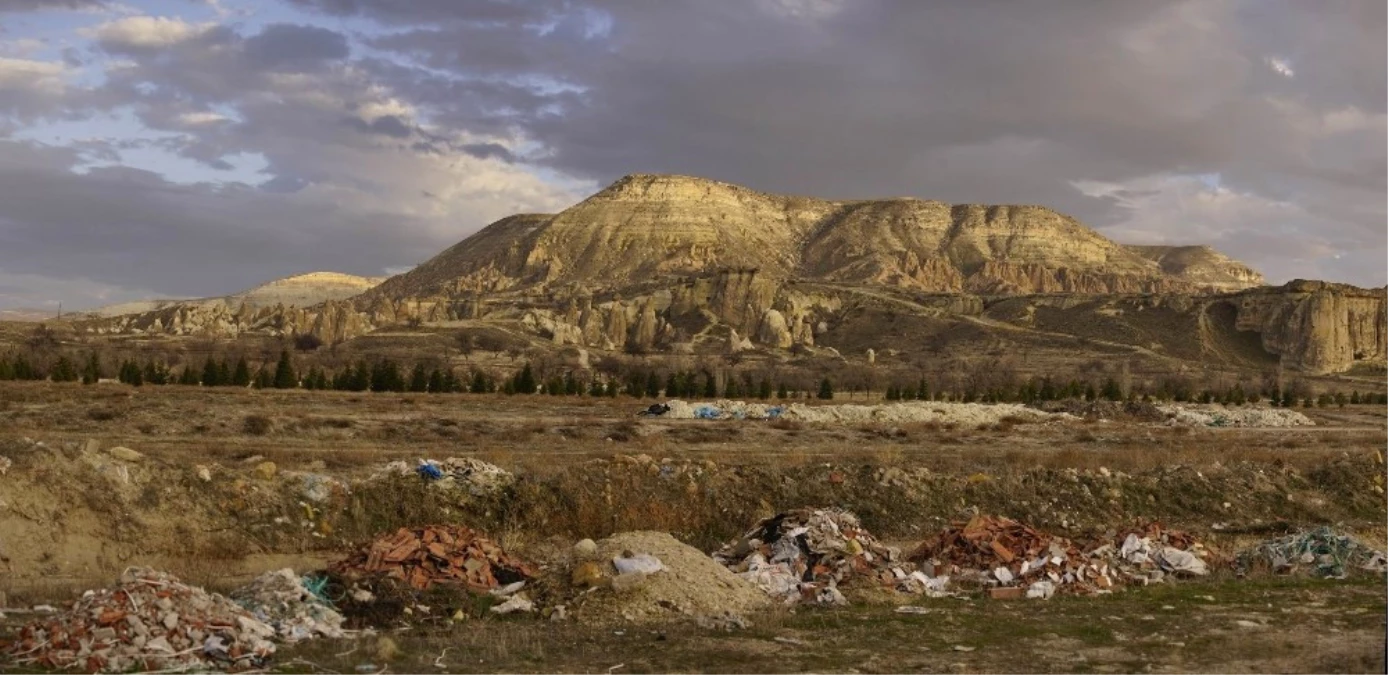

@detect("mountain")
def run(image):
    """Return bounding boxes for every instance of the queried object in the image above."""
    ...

[366,174,1261,298]
[0,307,59,323]
[70,175,1385,376]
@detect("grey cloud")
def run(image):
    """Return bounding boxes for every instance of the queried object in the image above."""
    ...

[460,142,514,162]
[285,0,552,26]
[0,0,103,11]
[242,23,350,71]
[344,113,412,138]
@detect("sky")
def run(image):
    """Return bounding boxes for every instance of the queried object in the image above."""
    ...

[0,0,1383,311]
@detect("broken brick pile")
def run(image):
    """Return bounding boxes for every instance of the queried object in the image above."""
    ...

[910,515,1212,598]
[714,508,921,605]
[329,525,536,592]
[0,568,276,673]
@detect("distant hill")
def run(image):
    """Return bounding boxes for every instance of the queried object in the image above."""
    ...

[86,271,386,318]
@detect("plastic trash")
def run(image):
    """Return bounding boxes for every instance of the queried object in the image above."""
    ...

[416,462,444,480]
[612,554,665,575]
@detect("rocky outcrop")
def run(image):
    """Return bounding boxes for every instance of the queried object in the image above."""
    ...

[1232,281,1387,374]
[1126,245,1265,292]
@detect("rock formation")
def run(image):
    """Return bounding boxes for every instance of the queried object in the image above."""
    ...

[1231,281,1387,374]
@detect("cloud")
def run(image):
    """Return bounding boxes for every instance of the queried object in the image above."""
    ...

[1265,56,1295,78]
[85,15,214,51]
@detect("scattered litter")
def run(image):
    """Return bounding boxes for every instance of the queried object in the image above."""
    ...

[2,568,276,673]
[231,568,345,642]
[1234,527,1387,578]
[489,581,526,597]
[714,508,913,604]
[330,525,536,592]
[952,645,976,652]
[637,404,671,417]
[773,636,808,646]
[0,455,11,475]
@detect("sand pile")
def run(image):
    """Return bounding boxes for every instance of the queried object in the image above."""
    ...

[569,531,770,623]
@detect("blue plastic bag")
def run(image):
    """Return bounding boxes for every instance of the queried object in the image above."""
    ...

[416,463,444,480]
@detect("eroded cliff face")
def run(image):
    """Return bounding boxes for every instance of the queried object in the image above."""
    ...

[1232,281,1387,374]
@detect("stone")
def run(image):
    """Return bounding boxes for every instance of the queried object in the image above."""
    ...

[253,462,278,480]
[573,538,598,559]
[107,447,144,462]
[571,562,605,588]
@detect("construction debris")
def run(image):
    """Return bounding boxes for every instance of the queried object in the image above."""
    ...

[662,399,1065,426]
[375,457,516,495]
[1159,405,1313,428]
[1,568,276,673]
[714,508,917,604]
[230,569,345,642]
[330,525,537,592]
[911,516,1212,596]
[1234,527,1388,578]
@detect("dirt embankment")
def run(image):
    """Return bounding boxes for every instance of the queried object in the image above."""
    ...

[1,434,1381,591]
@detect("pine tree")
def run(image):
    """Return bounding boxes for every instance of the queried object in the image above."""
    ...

[13,355,35,380]
[217,360,231,386]
[408,363,429,392]
[427,369,444,393]
[232,357,252,387]
[548,376,564,396]
[565,371,580,396]
[664,373,679,398]
[201,358,219,387]
[645,371,661,398]
[1350,391,1361,405]
[127,361,144,387]
[1100,377,1122,402]
[724,377,741,398]
[702,371,717,398]
[50,356,78,382]
[470,370,488,394]
[885,385,899,401]
[777,382,788,399]
[178,365,199,386]
[271,350,297,389]
[252,365,272,389]
[0,356,12,380]
[442,369,460,393]
[758,377,772,400]
[515,363,536,395]
[916,378,929,401]
[588,378,605,397]
[817,377,834,400]
[82,353,101,385]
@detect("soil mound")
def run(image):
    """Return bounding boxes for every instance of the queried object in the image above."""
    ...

[569,531,770,623]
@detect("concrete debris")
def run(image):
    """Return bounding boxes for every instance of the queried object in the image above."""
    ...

[714,508,917,604]
[1159,405,1313,428]
[230,569,344,642]
[663,399,1066,426]
[106,447,144,462]
[376,457,515,496]
[330,525,536,592]
[488,595,534,615]
[1234,527,1387,578]
[573,538,599,559]
[1,568,276,673]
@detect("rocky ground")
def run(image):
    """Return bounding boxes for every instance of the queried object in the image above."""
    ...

[0,382,1383,673]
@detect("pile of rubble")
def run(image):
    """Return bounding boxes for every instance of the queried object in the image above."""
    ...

[910,516,1212,598]
[909,515,1089,598]
[1234,527,1387,578]
[1159,405,1314,428]
[714,508,921,605]
[230,569,344,642]
[330,525,536,592]
[659,399,1065,427]
[1,568,276,673]
[374,457,515,495]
